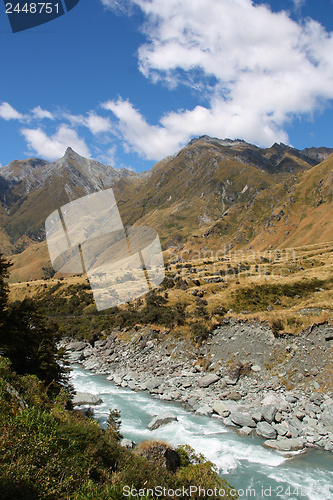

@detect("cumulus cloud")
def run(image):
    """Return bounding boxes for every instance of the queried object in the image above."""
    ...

[31,106,54,120]
[101,0,333,158]
[0,102,27,121]
[102,99,187,159]
[65,112,112,135]
[21,125,91,161]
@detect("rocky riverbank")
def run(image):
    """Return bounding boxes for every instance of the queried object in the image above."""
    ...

[63,318,333,454]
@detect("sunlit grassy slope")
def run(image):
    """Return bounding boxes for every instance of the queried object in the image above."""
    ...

[9,239,333,337]
[4,140,333,283]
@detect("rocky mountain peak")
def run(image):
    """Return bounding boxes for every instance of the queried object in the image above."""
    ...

[188,136,248,148]
[65,146,76,156]
[1,157,48,183]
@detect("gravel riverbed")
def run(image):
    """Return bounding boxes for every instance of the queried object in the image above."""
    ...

[63,318,333,454]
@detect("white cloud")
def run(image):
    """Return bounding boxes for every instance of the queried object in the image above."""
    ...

[100,0,134,14]
[0,102,26,121]
[103,97,288,160]
[86,113,112,134]
[97,145,118,165]
[100,0,333,157]
[31,106,54,120]
[21,125,91,161]
[291,0,305,10]
[102,99,187,159]
[65,112,112,135]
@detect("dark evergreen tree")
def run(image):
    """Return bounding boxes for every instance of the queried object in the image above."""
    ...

[0,254,12,335]
[0,253,65,394]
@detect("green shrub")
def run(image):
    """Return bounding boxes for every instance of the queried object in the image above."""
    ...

[0,359,237,500]
[230,278,332,313]
[190,322,211,345]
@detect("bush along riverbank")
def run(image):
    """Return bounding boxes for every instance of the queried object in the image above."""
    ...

[63,319,333,454]
[0,356,237,500]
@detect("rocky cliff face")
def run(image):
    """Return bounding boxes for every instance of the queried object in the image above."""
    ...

[0,148,140,251]
[0,147,137,196]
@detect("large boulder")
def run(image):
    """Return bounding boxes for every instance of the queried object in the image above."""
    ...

[67,351,84,362]
[82,357,101,371]
[230,411,256,428]
[264,438,306,452]
[73,392,103,406]
[261,393,281,406]
[148,412,178,431]
[212,402,231,418]
[66,341,87,351]
[144,377,164,391]
[195,405,212,416]
[256,421,277,439]
[198,374,220,388]
[261,405,277,424]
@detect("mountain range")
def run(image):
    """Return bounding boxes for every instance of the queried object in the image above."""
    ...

[1,137,332,281]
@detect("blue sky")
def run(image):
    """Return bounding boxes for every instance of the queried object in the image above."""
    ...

[0,0,332,171]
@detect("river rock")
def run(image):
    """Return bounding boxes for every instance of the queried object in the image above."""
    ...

[73,392,103,406]
[252,411,263,423]
[198,374,220,388]
[261,405,277,424]
[66,341,87,351]
[304,417,319,429]
[148,412,178,430]
[275,412,283,423]
[212,402,231,418]
[82,346,94,359]
[68,351,84,362]
[285,394,298,404]
[325,331,333,341]
[264,437,306,452]
[213,401,230,418]
[145,377,164,391]
[261,393,280,406]
[196,405,212,416]
[227,391,242,401]
[83,358,101,371]
[120,438,136,449]
[113,375,123,385]
[224,375,238,385]
[230,411,256,428]
[238,426,253,436]
[321,408,333,430]
[256,421,277,439]
[310,393,325,406]
[295,410,305,421]
[274,423,288,436]
[304,403,319,417]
